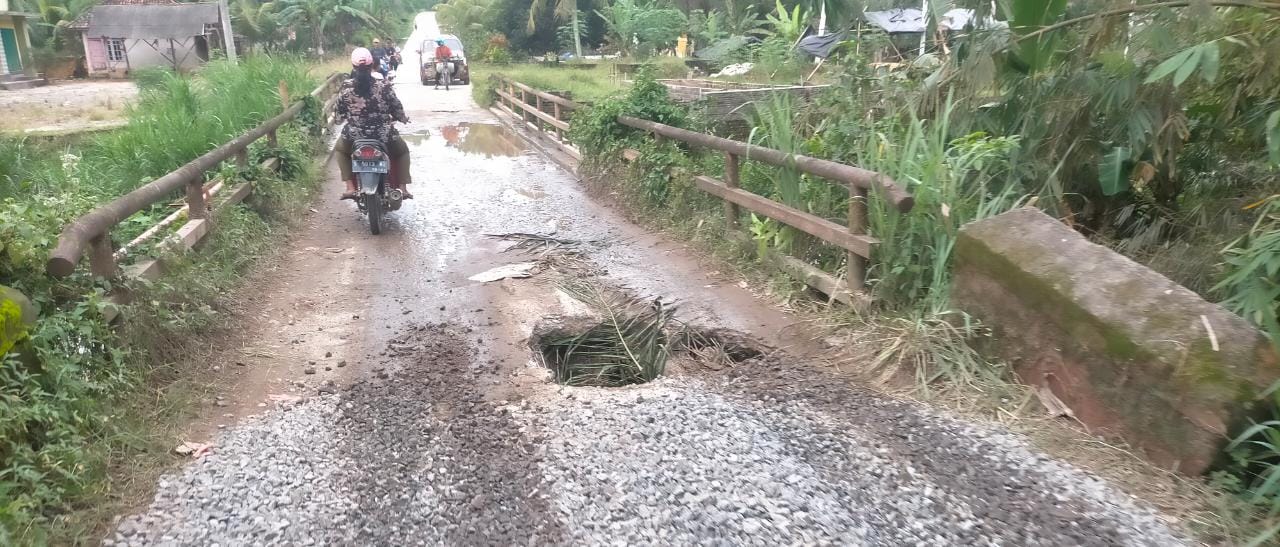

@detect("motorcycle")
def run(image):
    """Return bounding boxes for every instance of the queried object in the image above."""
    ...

[434,58,455,90]
[350,138,405,234]
[379,56,396,82]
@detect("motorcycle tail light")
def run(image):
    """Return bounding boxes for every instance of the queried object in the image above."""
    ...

[357,146,381,159]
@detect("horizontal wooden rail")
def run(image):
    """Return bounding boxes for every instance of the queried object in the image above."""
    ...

[502,78,581,110]
[693,176,877,257]
[491,77,913,296]
[46,73,341,278]
[617,115,914,212]
[494,88,570,130]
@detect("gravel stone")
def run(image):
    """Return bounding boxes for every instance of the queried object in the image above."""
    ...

[111,328,1191,546]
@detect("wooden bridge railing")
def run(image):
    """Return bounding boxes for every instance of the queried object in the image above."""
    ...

[46,73,343,279]
[493,76,581,160]
[491,76,915,302]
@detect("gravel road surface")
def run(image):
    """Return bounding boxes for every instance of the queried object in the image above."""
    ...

[106,12,1189,546]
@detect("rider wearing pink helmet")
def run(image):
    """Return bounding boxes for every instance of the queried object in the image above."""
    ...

[334,47,412,199]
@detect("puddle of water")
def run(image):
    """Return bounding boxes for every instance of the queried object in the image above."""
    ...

[439,123,525,157]
[514,187,546,199]
[401,131,431,145]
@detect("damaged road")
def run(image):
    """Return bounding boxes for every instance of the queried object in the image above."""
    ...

[107,17,1189,547]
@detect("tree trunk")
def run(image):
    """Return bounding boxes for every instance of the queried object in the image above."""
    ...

[572,7,583,58]
[313,22,325,56]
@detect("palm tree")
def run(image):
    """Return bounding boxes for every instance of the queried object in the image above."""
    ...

[720,0,767,38]
[231,0,281,53]
[276,0,378,56]
[31,0,94,50]
[276,0,328,54]
[529,0,584,58]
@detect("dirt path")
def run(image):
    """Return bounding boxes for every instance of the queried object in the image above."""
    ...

[106,25,1188,546]
[0,81,136,134]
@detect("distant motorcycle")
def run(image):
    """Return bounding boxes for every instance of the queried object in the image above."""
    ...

[349,138,405,234]
[379,57,396,82]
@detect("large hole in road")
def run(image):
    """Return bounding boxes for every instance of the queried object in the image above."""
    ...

[530,286,769,387]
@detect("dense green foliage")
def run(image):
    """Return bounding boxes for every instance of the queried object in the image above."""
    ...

[0,57,321,543]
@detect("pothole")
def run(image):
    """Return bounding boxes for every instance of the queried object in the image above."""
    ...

[441,123,525,157]
[677,328,767,370]
[529,284,770,387]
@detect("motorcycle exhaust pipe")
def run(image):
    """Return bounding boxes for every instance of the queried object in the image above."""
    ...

[387,188,405,201]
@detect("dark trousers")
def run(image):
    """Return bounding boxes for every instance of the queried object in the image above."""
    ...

[336,135,411,187]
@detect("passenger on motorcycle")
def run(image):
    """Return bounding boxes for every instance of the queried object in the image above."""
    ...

[433,39,453,90]
[389,42,402,71]
[371,38,389,77]
[335,47,412,200]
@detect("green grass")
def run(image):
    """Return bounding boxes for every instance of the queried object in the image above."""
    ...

[0,56,324,544]
[469,58,691,107]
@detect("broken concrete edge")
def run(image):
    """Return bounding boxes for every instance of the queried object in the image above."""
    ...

[953,206,1279,474]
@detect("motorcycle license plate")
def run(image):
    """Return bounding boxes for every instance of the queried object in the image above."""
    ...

[352,159,389,173]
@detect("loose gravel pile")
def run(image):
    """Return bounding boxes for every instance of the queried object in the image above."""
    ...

[110,323,1188,546]
[522,378,1186,546]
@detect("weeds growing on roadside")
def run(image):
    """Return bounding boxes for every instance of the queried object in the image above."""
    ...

[0,56,322,543]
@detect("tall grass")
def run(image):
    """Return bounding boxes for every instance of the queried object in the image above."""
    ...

[853,100,1024,311]
[470,59,690,107]
[0,55,320,544]
[84,57,315,198]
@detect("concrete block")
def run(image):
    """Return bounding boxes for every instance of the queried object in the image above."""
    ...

[953,207,1279,474]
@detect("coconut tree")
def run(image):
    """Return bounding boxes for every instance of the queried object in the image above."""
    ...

[276,0,379,56]
[231,0,282,53]
[528,0,585,58]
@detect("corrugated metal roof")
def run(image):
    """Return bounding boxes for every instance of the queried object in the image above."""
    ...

[863,8,1003,34]
[76,3,220,39]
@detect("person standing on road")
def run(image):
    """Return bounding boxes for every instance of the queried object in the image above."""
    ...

[334,48,413,200]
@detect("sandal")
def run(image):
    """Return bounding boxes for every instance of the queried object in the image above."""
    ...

[340,192,358,200]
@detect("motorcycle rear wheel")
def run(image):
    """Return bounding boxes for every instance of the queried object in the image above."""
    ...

[367,194,383,235]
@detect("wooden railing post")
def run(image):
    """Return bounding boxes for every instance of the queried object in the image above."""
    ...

[267,129,278,148]
[553,102,563,141]
[724,152,741,231]
[235,147,249,171]
[186,177,208,220]
[847,187,868,291]
[89,234,117,278]
[535,95,544,134]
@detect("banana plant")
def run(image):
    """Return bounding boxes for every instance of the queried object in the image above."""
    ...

[764,0,809,44]
[1000,0,1069,73]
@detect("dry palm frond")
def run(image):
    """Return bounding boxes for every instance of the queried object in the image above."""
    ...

[487,232,588,256]
[543,281,676,386]
[845,311,1007,396]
